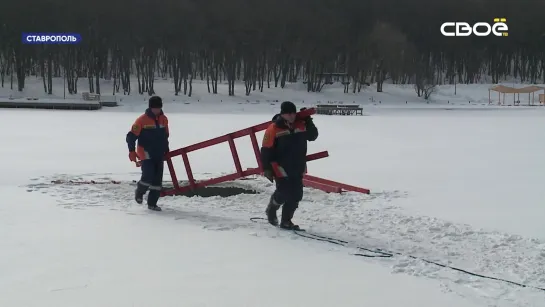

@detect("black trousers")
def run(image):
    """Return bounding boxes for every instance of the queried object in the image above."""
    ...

[272,175,304,212]
[136,159,164,206]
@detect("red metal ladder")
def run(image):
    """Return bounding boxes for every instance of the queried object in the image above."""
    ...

[159,107,370,197]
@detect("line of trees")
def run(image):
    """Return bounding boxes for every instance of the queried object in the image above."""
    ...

[1,0,544,99]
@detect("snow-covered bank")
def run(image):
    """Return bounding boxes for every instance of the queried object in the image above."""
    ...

[1,78,544,113]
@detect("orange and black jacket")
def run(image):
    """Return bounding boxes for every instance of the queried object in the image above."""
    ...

[260,115,318,178]
[126,108,170,161]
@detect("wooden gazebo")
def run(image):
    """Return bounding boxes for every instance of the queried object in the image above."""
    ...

[488,85,545,106]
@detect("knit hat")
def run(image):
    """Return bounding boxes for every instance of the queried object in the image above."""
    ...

[280,101,296,114]
[149,96,163,108]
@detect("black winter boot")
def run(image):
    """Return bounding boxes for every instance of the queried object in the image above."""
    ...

[148,205,162,211]
[134,187,145,204]
[265,195,281,226]
[280,205,300,230]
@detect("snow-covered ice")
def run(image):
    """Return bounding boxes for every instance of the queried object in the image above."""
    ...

[1,79,545,307]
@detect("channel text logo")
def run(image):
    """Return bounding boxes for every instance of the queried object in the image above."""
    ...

[440,18,508,37]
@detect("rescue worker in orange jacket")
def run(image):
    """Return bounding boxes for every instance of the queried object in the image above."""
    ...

[261,101,318,229]
[126,96,170,211]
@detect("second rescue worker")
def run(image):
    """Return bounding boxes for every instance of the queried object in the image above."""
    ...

[126,96,170,211]
[260,101,319,230]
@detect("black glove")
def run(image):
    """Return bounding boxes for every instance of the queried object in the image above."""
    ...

[263,169,274,183]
